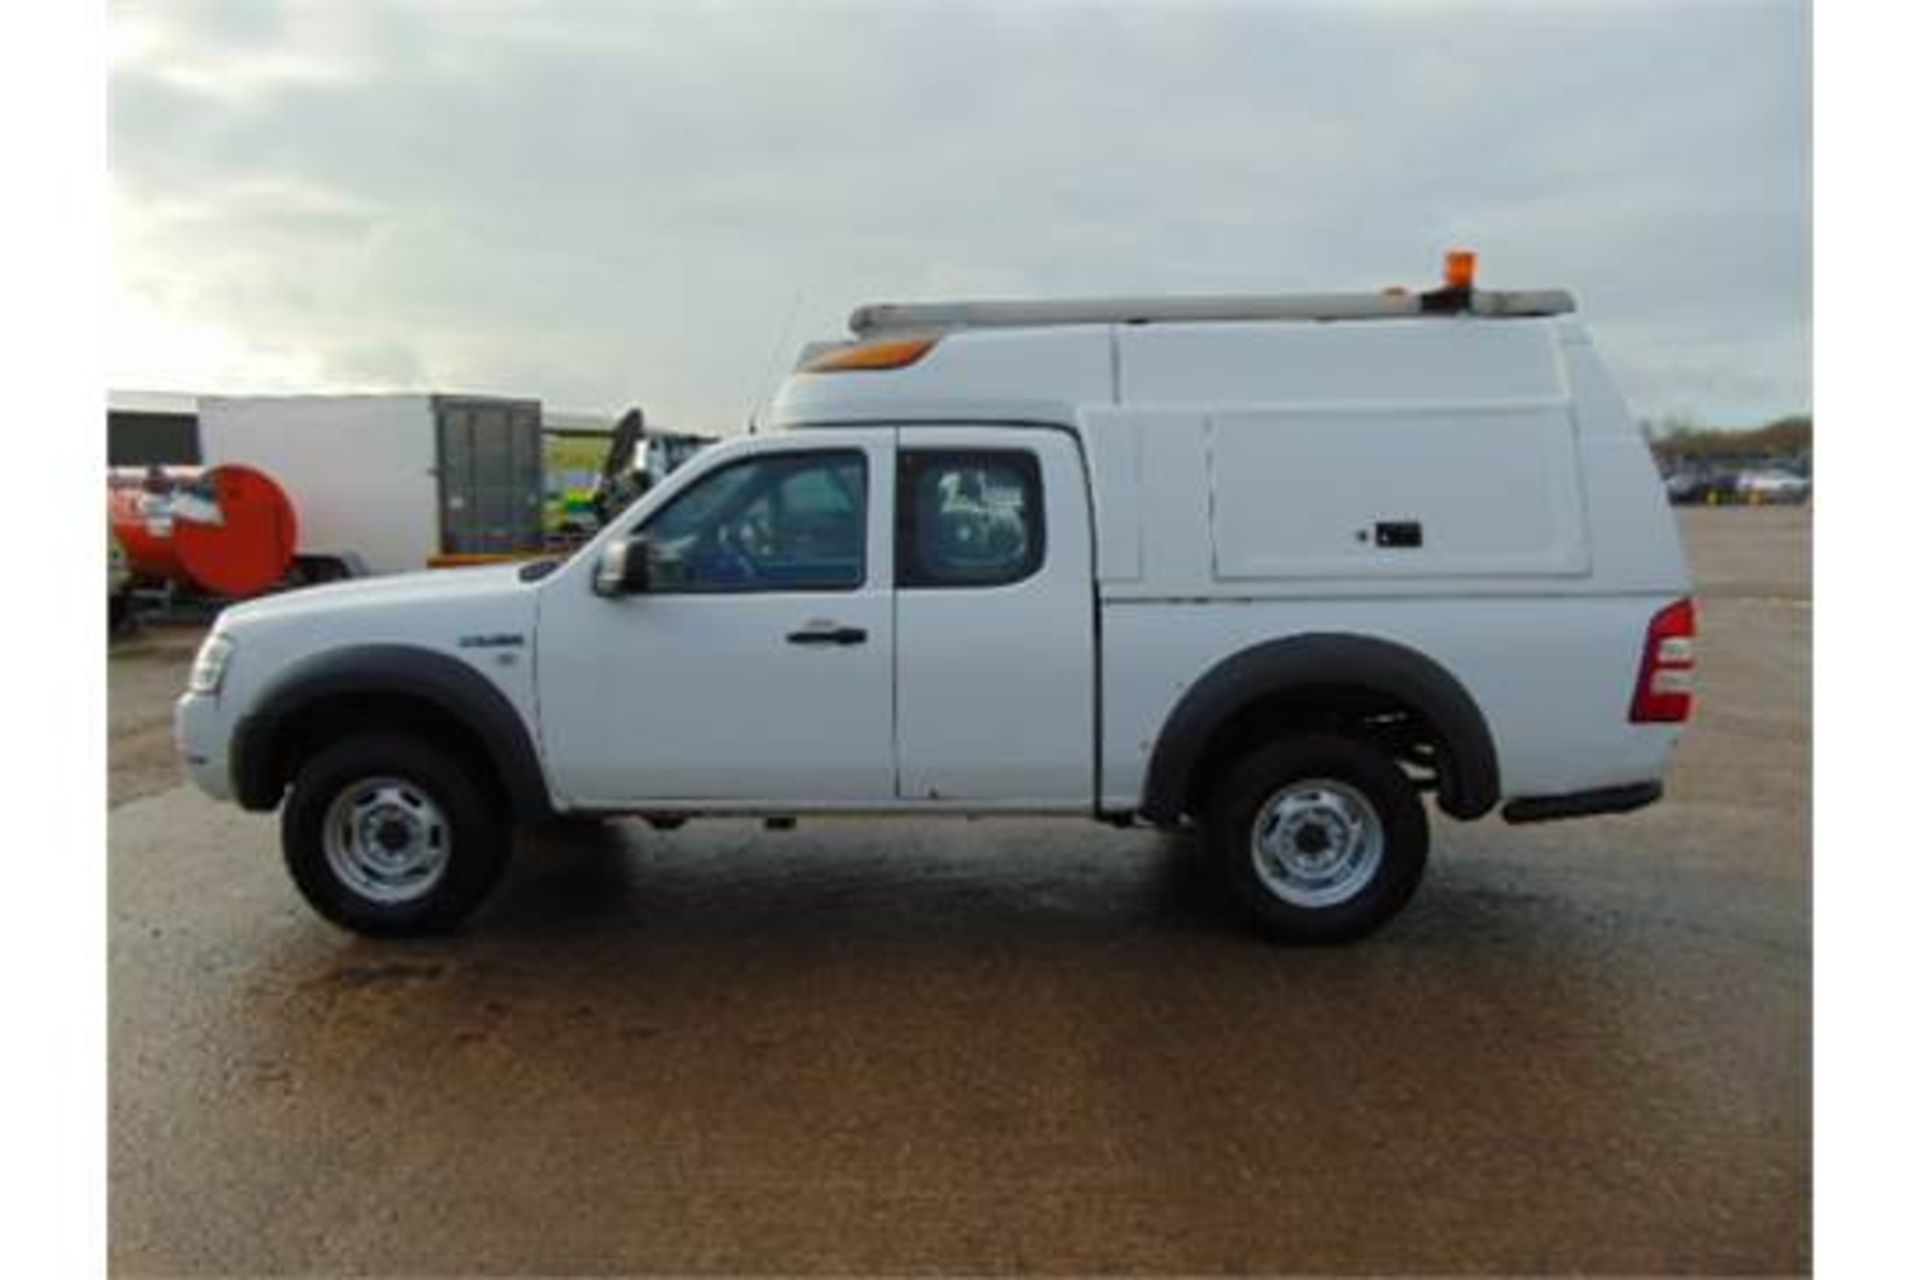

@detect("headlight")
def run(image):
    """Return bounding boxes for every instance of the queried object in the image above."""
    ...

[188,634,235,695]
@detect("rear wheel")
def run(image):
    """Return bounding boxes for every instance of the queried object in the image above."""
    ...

[1204,733,1428,943]
[282,733,512,937]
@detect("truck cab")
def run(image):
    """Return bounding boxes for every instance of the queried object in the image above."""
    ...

[540,425,1095,809]
[176,267,1693,943]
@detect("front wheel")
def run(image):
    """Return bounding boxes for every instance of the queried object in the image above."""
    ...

[1204,734,1428,943]
[282,733,513,937]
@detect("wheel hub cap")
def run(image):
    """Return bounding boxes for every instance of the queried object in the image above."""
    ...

[323,777,452,905]
[1250,779,1385,908]
[1294,823,1332,855]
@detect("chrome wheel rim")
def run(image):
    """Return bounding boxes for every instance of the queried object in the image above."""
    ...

[1249,778,1384,908]
[322,776,452,904]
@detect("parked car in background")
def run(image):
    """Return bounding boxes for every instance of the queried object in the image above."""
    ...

[1664,468,1708,504]
[1663,467,1740,505]
[1735,469,1812,505]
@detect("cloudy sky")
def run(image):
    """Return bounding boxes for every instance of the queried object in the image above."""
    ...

[110,0,1809,434]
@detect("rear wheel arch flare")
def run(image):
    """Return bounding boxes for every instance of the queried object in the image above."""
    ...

[1140,633,1501,824]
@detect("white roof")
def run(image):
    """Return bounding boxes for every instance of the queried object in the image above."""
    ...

[772,310,1581,431]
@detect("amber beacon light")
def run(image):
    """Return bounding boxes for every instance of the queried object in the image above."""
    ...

[803,336,939,373]
[1444,250,1478,290]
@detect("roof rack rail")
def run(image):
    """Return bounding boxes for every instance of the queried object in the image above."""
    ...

[848,288,1575,337]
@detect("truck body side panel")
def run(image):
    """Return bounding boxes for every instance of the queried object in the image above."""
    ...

[1098,597,1683,811]
[1090,317,1689,812]
[1114,316,1567,406]
[1559,328,1692,590]
[1206,403,1589,580]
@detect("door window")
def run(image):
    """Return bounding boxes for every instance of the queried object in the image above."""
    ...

[642,450,866,592]
[897,450,1045,588]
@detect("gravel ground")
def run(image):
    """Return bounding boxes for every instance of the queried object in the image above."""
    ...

[107,506,1810,1275]
[107,626,205,807]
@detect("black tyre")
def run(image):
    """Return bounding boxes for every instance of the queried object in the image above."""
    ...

[1203,733,1428,943]
[281,733,513,937]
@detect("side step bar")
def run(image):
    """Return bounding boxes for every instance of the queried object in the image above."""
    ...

[1502,782,1662,824]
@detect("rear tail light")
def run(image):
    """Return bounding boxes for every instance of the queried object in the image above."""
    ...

[1630,598,1697,723]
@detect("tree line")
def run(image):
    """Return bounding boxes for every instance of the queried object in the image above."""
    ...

[1645,414,1811,464]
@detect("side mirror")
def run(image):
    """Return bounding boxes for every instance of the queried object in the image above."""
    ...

[592,534,653,597]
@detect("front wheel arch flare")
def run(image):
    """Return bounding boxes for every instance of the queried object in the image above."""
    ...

[230,644,555,822]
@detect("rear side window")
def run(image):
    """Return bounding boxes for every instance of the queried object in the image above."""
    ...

[896,450,1044,588]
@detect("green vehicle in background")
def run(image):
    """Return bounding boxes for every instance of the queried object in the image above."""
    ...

[543,427,618,543]
[545,409,713,547]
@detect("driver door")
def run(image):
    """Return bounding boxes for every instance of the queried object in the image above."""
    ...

[536,431,896,807]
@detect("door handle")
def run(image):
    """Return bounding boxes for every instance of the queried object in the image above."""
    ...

[786,623,867,646]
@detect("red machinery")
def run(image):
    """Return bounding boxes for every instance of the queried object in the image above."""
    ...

[108,464,299,598]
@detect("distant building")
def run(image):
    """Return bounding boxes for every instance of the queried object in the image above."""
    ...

[108,390,202,467]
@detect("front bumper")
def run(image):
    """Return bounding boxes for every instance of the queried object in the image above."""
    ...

[172,691,233,802]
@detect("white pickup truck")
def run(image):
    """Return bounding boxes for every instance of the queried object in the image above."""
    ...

[176,266,1694,943]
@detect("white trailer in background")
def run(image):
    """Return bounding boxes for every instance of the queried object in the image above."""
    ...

[196,394,545,577]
